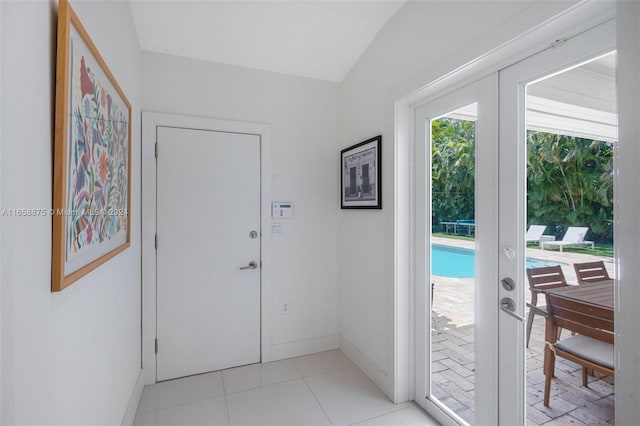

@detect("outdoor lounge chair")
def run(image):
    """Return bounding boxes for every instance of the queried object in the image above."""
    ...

[525,225,547,243]
[540,226,594,252]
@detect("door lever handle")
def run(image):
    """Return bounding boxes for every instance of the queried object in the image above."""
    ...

[500,297,525,322]
[239,261,258,270]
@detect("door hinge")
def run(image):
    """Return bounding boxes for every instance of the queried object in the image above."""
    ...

[155,142,158,159]
[155,338,158,354]
[155,234,158,249]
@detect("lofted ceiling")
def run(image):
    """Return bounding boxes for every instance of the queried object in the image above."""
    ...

[129,1,616,140]
[129,0,406,82]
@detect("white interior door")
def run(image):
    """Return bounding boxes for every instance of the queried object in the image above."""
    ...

[497,21,615,424]
[156,126,261,381]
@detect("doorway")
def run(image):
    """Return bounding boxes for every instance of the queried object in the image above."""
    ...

[141,112,273,384]
[155,126,261,381]
[413,76,499,425]
[410,19,616,425]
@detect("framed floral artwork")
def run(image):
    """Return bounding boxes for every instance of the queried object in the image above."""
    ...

[52,0,131,291]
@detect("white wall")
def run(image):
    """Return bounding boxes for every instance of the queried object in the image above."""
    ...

[0,1,142,424]
[615,1,640,422]
[337,0,578,399]
[142,52,341,360]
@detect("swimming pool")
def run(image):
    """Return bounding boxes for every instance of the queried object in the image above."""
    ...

[432,244,564,278]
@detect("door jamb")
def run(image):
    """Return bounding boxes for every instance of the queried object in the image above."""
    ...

[141,112,272,384]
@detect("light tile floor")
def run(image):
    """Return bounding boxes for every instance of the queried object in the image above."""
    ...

[134,350,438,426]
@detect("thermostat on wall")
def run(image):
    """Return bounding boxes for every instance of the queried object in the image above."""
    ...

[272,202,294,219]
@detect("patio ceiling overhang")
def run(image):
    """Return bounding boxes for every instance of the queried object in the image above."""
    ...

[449,100,617,143]
[445,53,617,143]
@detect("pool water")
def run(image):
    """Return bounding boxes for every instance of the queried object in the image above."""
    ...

[432,244,564,278]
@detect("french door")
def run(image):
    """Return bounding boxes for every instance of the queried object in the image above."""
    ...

[415,19,615,425]
[414,75,499,424]
[497,19,615,425]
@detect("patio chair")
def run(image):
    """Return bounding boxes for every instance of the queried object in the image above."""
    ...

[574,261,611,284]
[543,292,614,407]
[526,266,570,348]
[540,226,594,252]
[525,225,547,243]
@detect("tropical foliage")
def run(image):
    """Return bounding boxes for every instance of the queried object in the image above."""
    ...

[431,118,614,243]
[527,131,613,243]
[431,118,476,226]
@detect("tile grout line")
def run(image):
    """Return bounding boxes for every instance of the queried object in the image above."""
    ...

[224,376,304,396]
[300,359,415,426]
[221,359,308,396]
[348,405,417,426]
[137,393,228,416]
[226,358,338,425]
[138,372,232,415]
[292,357,335,424]
[291,357,304,378]
[301,374,335,426]
[220,371,232,426]
[291,354,341,424]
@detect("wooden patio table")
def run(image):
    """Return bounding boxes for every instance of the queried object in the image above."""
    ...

[546,279,614,310]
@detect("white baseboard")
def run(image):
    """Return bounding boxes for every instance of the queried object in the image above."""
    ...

[339,334,394,401]
[121,369,145,426]
[269,333,339,361]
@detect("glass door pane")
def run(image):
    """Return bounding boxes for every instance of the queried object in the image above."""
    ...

[524,52,616,425]
[430,105,477,425]
[497,20,615,424]
[414,76,499,425]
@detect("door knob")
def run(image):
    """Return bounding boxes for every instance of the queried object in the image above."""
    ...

[239,261,258,270]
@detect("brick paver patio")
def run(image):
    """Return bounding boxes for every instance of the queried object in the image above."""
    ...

[429,237,615,425]
[430,316,614,425]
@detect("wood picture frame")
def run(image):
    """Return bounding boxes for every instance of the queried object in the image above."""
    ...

[52,0,131,292]
[340,135,382,209]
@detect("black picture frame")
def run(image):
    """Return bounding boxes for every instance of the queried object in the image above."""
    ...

[340,135,382,209]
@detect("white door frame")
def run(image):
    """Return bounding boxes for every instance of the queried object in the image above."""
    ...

[141,112,272,384]
[393,1,616,423]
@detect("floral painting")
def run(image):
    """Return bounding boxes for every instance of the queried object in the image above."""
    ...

[67,45,128,259]
[53,0,131,292]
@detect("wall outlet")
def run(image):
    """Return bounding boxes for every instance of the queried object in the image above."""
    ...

[281,302,289,314]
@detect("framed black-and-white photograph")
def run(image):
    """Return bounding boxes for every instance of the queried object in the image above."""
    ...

[341,135,381,209]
